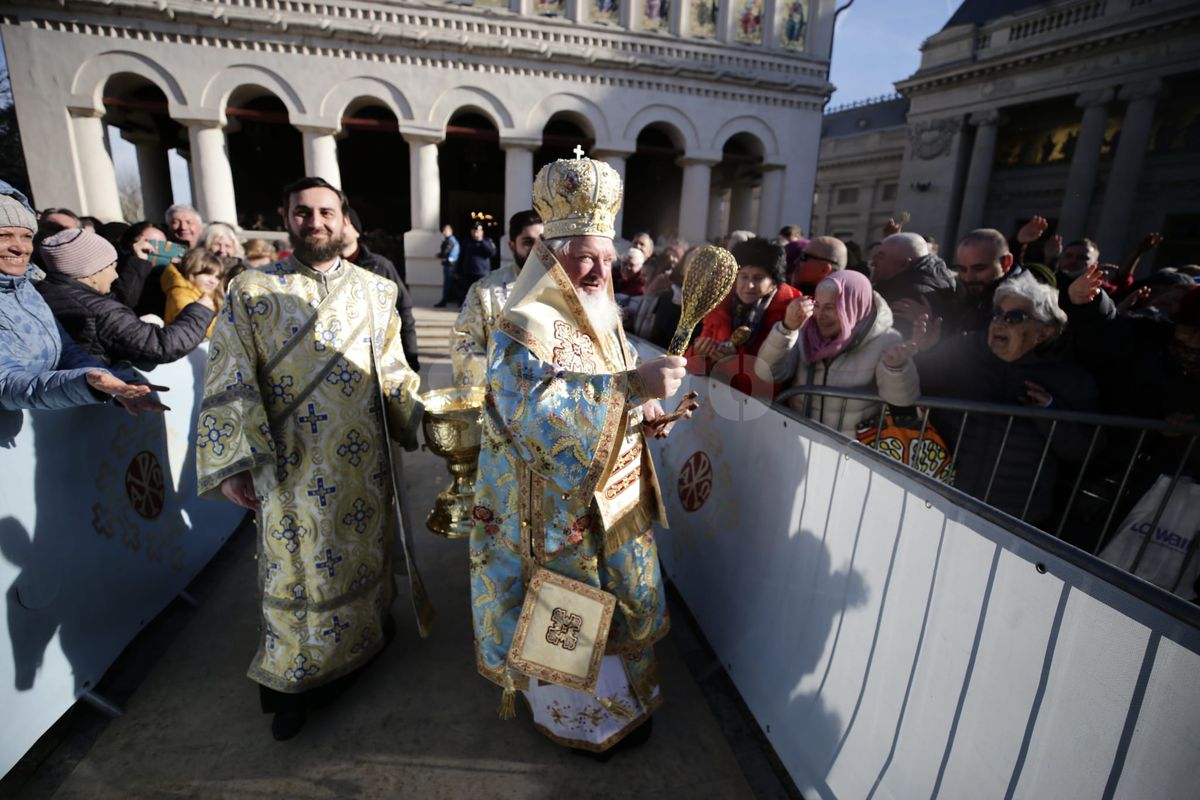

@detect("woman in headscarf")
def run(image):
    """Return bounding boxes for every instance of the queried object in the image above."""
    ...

[755,269,920,434]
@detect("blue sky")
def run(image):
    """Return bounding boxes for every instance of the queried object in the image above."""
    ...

[827,0,958,107]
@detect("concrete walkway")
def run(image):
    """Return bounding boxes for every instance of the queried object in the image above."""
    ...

[14,308,761,800]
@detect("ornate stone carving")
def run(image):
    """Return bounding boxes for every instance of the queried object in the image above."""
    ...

[907,117,963,160]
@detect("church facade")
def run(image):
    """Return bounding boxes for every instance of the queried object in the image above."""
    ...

[2,0,837,300]
[814,0,1200,269]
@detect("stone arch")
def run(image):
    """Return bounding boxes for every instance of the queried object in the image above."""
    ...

[524,93,609,143]
[712,116,779,159]
[320,76,414,123]
[427,86,514,133]
[70,51,187,114]
[622,105,701,153]
[200,64,306,121]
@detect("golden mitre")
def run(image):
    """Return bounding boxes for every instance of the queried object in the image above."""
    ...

[532,153,623,240]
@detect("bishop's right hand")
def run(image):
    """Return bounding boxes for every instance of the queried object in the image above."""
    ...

[636,355,687,401]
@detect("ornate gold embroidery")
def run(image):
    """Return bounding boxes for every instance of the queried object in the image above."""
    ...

[551,319,598,372]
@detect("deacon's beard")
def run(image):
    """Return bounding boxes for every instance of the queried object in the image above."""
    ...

[578,290,621,336]
[290,230,346,265]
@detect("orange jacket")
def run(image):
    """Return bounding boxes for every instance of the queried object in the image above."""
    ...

[160,264,220,336]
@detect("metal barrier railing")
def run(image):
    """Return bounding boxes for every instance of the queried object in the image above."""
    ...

[773,385,1200,596]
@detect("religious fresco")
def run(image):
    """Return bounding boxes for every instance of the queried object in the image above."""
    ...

[536,0,567,16]
[736,0,763,44]
[643,0,670,31]
[593,0,621,24]
[689,0,719,37]
[778,0,807,51]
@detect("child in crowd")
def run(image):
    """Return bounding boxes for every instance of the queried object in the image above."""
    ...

[162,248,224,336]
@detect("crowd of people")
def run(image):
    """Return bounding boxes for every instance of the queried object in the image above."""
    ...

[0,185,422,417]
[588,215,1199,543]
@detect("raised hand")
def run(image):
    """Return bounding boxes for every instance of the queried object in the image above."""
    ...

[889,295,932,325]
[636,355,688,400]
[1117,285,1153,315]
[1021,380,1053,407]
[691,336,718,359]
[1136,232,1163,254]
[883,218,903,237]
[1044,234,1063,262]
[910,312,942,352]
[782,296,814,331]
[1067,263,1104,305]
[116,393,171,416]
[1017,215,1049,244]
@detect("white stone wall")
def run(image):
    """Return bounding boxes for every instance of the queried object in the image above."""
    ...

[2,0,838,301]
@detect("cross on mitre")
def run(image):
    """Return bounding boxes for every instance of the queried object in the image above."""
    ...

[573,145,586,159]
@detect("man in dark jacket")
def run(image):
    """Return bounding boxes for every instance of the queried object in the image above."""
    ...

[451,222,496,304]
[343,208,420,372]
[34,228,214,368]
[870,232,960,337]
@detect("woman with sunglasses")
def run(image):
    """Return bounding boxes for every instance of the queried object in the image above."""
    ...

[916,270,1098,525]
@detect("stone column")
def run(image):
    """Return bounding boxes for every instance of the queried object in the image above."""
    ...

[300,126,343,189]
[501,140,538,234]
[677,158,717,244]
[402,132,446,305]
[717,0,737,42]
[186,121,238,225]
[957,109,1002,239]
[1056,88,1113,242]
[707,186,728,240]
[407,135,442,232]
[729,180,756,233]
[124,131,173,225]
[758,164,785,236]
[70,111,124,222]
[761,0,781,50]
[1097,79,1162,259]
[593,148,632,237]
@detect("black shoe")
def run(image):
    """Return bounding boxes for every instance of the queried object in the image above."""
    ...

[433,301,448,308]
[271,709,306,741]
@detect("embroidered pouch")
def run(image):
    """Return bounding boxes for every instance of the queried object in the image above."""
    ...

[507,568,617,694]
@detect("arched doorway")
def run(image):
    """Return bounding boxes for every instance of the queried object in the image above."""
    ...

[716,132,765,236]
[535,114,594,175]
[623,124,684,240]
[101,75,183,224]
[439,111,504,246]
[225,90,303,229]
[338,101,410,276]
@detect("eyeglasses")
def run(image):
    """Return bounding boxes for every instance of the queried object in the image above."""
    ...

[991,309,1033,325]
[799,252,835,264]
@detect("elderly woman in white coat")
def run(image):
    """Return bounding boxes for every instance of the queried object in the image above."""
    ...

[754,270,921,435]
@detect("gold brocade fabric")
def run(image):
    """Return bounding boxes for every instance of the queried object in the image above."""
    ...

[449,263,519,388]
[196,257,423,693]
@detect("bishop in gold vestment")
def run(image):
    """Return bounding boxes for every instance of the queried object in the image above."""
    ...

[470,158,686,752]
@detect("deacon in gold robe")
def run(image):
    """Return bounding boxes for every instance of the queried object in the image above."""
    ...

[196,178,429,741]
[449,209,544,387]
[470,156,688,753]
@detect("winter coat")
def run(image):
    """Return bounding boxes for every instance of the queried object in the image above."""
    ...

[872,253,960,337]
[36,272,214,368]
[351,245,420,372]
[916,332,1099,525]
[755,292,919,435]
[161,264,221,337]
[455,237,497,284]
[696,284,801,357]
[0,267,111,410]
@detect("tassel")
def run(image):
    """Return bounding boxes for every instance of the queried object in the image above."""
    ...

[497,674,517,720]
[597,696,636,721]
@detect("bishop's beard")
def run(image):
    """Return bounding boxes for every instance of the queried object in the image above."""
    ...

[578,290,622,337]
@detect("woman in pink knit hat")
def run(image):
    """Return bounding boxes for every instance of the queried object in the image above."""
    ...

[35,228,216,368]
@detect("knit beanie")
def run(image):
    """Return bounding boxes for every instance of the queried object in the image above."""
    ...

[40,228,118,278]
[0,193,37,232]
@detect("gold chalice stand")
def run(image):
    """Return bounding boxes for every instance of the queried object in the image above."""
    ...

[421,386,486,538]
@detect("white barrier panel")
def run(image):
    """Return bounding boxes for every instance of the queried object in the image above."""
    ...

[634,340,1200,800]
[0,346,244,777]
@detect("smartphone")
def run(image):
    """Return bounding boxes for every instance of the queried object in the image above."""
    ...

[147,240,187,267]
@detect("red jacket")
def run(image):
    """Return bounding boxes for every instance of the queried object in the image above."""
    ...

[690,284,801,399]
